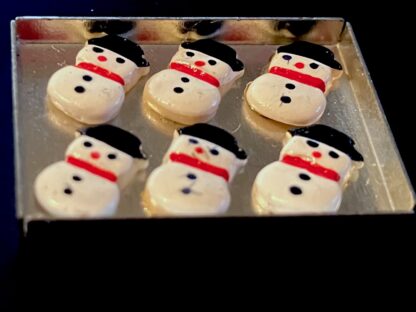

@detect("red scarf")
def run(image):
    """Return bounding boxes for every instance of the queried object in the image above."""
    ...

[76,62,125,86]
[269,66,326,93]
[281,154,340,182]
[66,156,117,183]
[169,152,229,182]
[169,62,220,88]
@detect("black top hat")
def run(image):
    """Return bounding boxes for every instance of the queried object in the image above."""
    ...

[181,39,244,72]
[81,125,147,159]
[88,35,149,67]
[178,123,247,160]
[289,125,363,161]
[278,41,342,70]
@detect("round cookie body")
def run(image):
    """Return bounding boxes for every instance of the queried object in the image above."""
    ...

[245,73,326,126]
[252,161,342,215]
[34,161,119,218]
[143,69,221,124]
[145,163,230,216]
[47,65,125,124]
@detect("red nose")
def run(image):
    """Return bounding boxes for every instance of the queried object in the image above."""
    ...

[91,151,101,159]
[195,147,204,154]
[194,60,205,67]
[295,62,304,69]
[312,151,322,158]
[97,55,107,62]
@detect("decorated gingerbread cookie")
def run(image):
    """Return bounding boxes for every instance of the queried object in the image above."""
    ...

[144,123,247,216]
[143,39,244,125]
[34,125,148,218]
[47,35,149,125]
[245,41,342,126]
[252,125,363,215]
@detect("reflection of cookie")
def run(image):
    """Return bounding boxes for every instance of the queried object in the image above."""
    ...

[141,100,183,136]
[245,41,342,126]
[144,123,247,216]
[143,39,244,124]
[47,35,149,125]
[46,97,85,135]
[241,95,289,142]
[252,125,363,215]
[34,125,148,218]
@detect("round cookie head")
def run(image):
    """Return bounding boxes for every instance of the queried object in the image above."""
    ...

[181,39,244,72]
[178,123,247,160]
[80,125,147,160]
[87,35,149,67]
[288,125,363,162]
[282,125,363,185]
[171,39,244,86]
[277,41,342,70]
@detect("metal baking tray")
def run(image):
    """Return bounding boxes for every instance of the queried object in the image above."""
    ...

[11,17,415,226]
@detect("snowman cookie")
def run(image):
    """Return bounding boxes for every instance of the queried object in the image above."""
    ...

[143,39,244,125]
[245,41,342,126]
[252,125,363,215]
[34,125,148,218]
[144,123,247,216]
[47,35,149,125]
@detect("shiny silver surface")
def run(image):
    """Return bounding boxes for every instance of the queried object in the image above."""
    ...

[11,17,415,223]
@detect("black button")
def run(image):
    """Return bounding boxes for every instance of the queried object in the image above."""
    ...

[72,175,82,182]
[64,188,73,195]
[181,187,191,194]
[181,77,190,83]
[290,186,302,195]
[280,96,291,104]
[83,75,92,81]
[74,86,85,93]
[174,87,184,93]
[285,83,295,90]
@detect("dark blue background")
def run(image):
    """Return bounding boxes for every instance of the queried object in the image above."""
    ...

[1,1,415,307]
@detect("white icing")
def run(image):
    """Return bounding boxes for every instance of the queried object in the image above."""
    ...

[47,66,125,125]
[34,161,119,218]
[245,51,340,126]
[163,133,246,181]
[145,163,230,216]
[280,135,352,186]
[143,70,221,125]
[252,132,356,215]
[252,161,342,215]
[66,135,147,189]
[76,44,150,92]
[143,45,243,124]
[144,132,246,216]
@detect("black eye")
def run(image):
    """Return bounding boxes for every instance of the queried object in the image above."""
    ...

[210,149,219,156]
[83,141,92,148]
[189,138,198,144]
[307,140,319,148]
[186,51,194,57]
[72,175,82,182]
[64,188,73,195]
[208,59,217,66]
[107,153,117,160]
[282,54,292,60]
[329,151,339,159]
[116,57,125,64]
[93,47,104,53]
[309,63,319,69]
